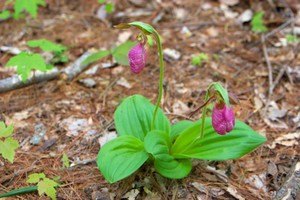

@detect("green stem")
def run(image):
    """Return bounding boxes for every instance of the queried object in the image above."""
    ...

[200,91,209,139]
[200,83,215,138]
[151,30,164,130]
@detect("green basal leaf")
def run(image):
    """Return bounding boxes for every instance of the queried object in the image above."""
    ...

[171,120,201,155]
[214,82,230,106]
[111,40,137,66]
[170,120,193,141]
[0,122,14,138]
[97,135,149,183]
[0,137,19,163]
[171,117,267,160]
[144,130,171,157]
[6,52,48,82]
[128,22,155,35]
[114,95,171,141]
[144,130,192,179]
[27,39,67,53]
[81,50,110,65]
[154,155,192,179]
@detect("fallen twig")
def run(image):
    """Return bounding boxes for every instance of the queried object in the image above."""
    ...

[0,51,93,93]
[261,35,273,116]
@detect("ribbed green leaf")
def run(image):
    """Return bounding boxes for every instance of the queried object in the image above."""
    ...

[171,117,267,160]
[144,130,191,179]
[128,22,155,35]
[97,135,149,183]
[170,120,193,141]
[114,95,170,141]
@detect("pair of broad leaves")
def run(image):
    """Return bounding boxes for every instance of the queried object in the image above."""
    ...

[96,95,266,183]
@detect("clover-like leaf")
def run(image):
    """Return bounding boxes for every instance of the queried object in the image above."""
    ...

[171,117,267,160]
[114,95,170,141]
[97,135,149,183]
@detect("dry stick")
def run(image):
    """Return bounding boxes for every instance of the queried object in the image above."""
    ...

[261,35,273,116]
[0,51,98,93]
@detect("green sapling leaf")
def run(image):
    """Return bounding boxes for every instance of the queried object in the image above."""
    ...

[27,39,67,53]
[97,135,149,183]
[27,173,59,200]
[0,10,10,20]
[37,178,59,200]
[0,121,14,138]
[6,52,48,82]
[0,137,19,163]
[13,0,45,19]
[27,173,46,184]
[112,41,137,66]
[114,95,171,141]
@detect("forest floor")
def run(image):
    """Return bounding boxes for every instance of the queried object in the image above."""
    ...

[0,0,300,199]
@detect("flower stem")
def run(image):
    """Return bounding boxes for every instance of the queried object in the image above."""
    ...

[200,91,209,139]
[200,83,215,138]
[151,30,164,129]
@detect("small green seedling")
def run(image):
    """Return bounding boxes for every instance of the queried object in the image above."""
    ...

[0,10,10,20]
[192,53,209,66]
[0,121,19,163]
[27,173,59,200]
[286,34,299,44]
[1,0,45,20]
[61,153,70,168]
[5,39,68,82]
[27,39,69,64]
[251,11,268,33]
[97,0,114,14]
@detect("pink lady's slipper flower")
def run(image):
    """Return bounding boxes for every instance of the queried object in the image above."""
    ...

[128,43,147,74]
[212,103,235,135]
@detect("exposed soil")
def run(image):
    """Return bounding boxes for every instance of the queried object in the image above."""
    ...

[1,0,300,199]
